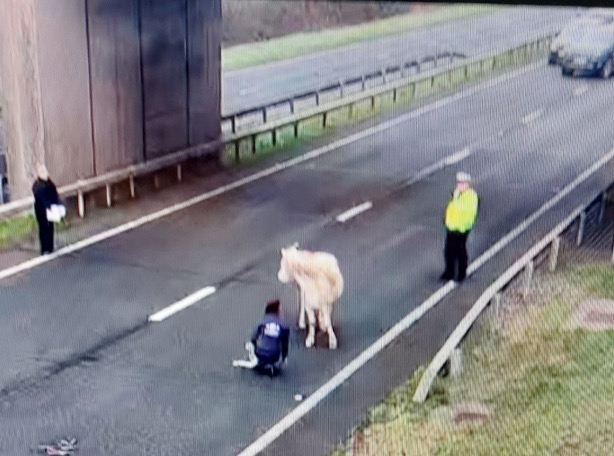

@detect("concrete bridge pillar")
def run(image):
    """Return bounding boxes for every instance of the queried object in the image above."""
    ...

[0,0,221,201]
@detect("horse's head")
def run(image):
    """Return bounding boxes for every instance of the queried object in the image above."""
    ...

[278,243,299,284]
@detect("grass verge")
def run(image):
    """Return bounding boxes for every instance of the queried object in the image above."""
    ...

[222,4,505,71]
[0,215,37,249]
[0,214,70,250]
[332,263,614,455]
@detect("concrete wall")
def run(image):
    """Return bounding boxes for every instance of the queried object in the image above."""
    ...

[140,0,190,158]
[0,0,221,200]
[87,0,145,174]
[36,0,95,183]
[0,0,47,199]
[188,0,222,146]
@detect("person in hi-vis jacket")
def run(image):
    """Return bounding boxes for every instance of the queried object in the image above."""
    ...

[441,172,479,283]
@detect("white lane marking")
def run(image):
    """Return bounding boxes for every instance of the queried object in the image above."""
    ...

[238,87,257,97]
[336,202,373,223]
[404,146,474,188]
[574,84,589,97]
[521,109,542,124]
[444,147,472,166]
[148,286,216,323]
[237,146,614,456]
[0,61,543,284]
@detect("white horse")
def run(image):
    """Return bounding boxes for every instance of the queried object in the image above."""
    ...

[277,243,344,349]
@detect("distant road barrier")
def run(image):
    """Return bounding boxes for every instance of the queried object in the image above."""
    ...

[220,51,466,134]
[0,33,553,221]
[412,182,614,403]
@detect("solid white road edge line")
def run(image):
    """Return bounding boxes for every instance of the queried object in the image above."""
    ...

[148,286,216,323]
[0,61,543,284]
[336,202,373,223]
[237,145,614,456]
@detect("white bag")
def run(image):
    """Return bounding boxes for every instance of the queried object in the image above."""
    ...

[46,204,66,223]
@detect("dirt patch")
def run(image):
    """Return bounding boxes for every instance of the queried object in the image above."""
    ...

[351,431,369,454]
[452,402,491,427]
[571,298,614,331]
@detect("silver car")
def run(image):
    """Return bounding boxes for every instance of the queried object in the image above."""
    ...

[559,27,614,78]
[549,8,614,65]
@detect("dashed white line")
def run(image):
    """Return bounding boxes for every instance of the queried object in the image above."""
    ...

[336,202,373,223]
[333,146,474,225]
[521,109,542,124]
[148,286,216,323]
[574,84,589,97]
[238,87,256,97]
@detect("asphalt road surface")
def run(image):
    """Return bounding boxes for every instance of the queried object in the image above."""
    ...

[2,61,614,456]
[222,5,579,114]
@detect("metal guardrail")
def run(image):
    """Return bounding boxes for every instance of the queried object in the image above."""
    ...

[412,183,614,403]
[220,51,467,134]
[222,33,552,163]
[0,33,553,221]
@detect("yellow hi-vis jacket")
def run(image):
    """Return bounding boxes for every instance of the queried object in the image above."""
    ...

[445,187,479,233]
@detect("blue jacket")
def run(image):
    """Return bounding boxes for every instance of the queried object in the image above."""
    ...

[251,314,289,363]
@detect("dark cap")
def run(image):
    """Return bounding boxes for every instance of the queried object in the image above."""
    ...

[265,299,281,314]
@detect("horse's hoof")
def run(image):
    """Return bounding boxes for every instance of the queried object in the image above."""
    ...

[329,341,338,350]
[298,321,306,330]
[305,338,315,348]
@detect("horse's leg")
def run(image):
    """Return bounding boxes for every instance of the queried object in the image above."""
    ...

[305,307,316,348]
[298,286,306,329]
[322,305,337,350]
[318,309,327,332]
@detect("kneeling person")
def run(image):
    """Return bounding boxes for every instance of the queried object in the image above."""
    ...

[233,300,289,375]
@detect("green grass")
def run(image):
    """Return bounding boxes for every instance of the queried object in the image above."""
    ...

[0,215,37,248]
[222,46,542,169]
[222,4,505,71]
[332,264,614,456]
[0,214,71,250]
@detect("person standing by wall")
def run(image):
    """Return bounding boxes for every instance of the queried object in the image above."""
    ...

[441,172,480,283]
[32,164,61,255]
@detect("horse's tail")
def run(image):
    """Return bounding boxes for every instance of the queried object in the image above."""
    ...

[320,255,343,302]
[328,263,344,302]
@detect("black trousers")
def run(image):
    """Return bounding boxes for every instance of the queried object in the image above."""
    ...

[37,217,54,254]
[443,230,469,280]
[254,350,283,376]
